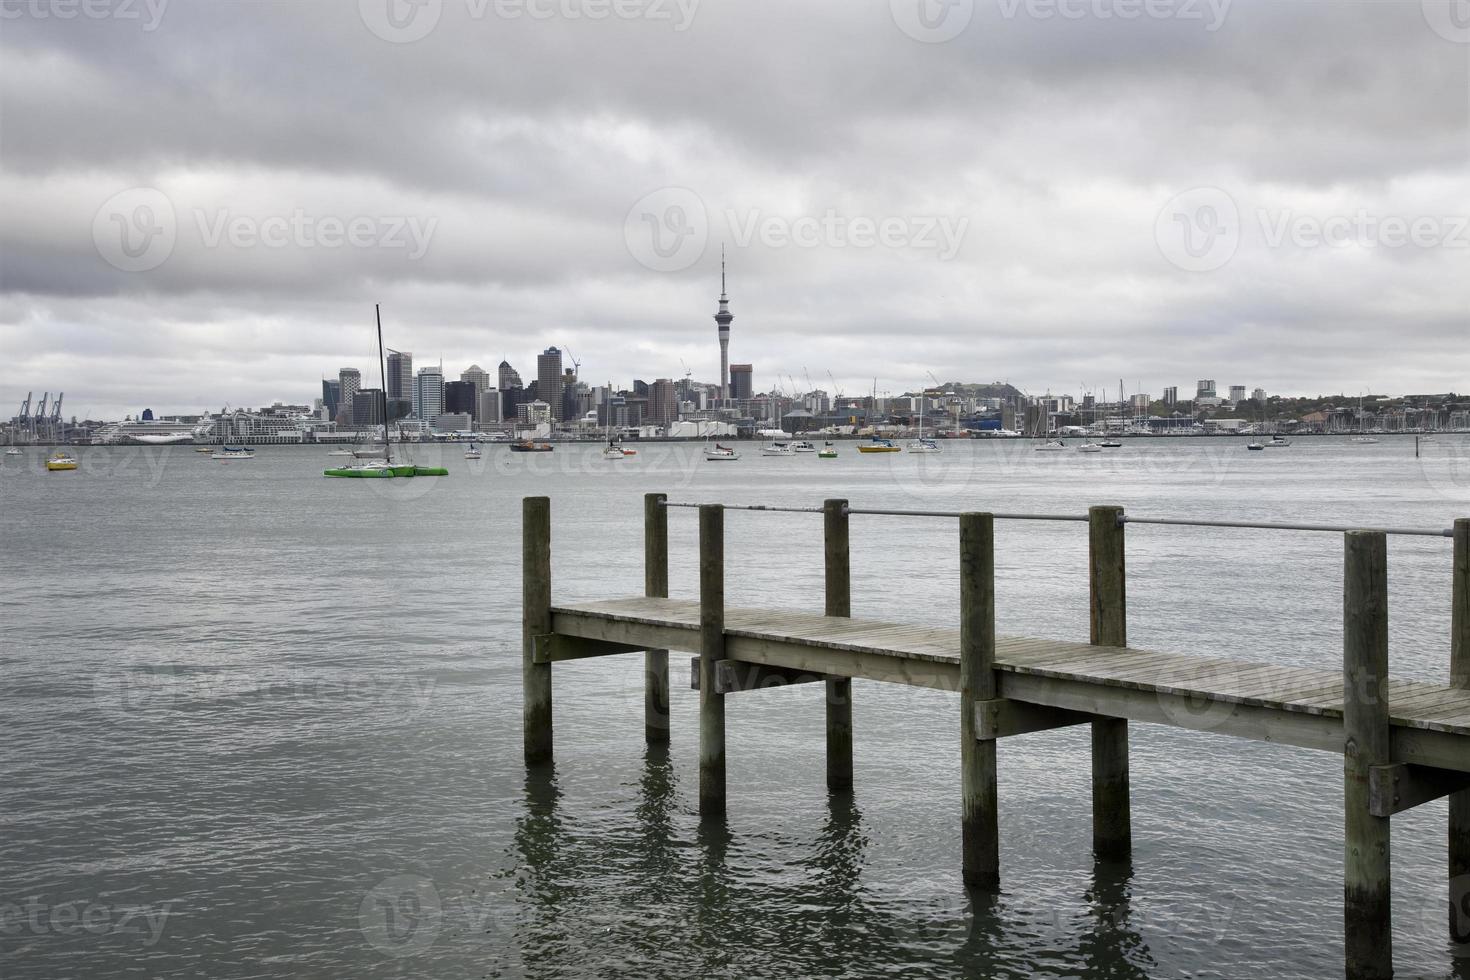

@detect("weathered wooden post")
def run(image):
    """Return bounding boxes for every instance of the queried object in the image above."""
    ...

[1451,518,1469,944]
[1343,529,1391,980]
[824,498,853,793]
[1088,505,1131,861]
[699,504,726,818]
[522,496,553,765]
[645,493,670,744]
[960,512,999,890]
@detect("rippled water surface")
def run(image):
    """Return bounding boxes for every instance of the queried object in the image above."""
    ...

[3,436,1468,979]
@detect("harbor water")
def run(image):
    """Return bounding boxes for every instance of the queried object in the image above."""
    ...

[2,437,1468,979]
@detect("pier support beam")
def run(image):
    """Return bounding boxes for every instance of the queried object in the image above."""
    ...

[960,512,999,890]
[644,493,670,744]
[699,504,726,818]
[522,496,553,765]
[824,498,853,793]
[1088,505,1131,862]
[1450,518,1469,949]
[1344,530,1392,980]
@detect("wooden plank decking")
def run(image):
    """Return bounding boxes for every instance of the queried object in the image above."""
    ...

[550,596,1470,770]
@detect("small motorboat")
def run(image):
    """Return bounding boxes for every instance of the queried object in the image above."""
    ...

[792,441,817,453]
[761,441,795,457]
[1077,442,1104,453]
[212,446,255,460]
[4,448,22,456]
[705,443,740,461]
[1352,436,1380,445]
[194,445,215,453]
[1034,440,1068,452]
[1246,442,1265,451]
[45,451,77,471]
[1264,436,1291,448]
[817,441,838,459]
[464,442,483,460]
[1099,439,1122,448]
[857,437,901,453]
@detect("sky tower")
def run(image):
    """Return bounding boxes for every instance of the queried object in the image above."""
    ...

[714,246,733,401]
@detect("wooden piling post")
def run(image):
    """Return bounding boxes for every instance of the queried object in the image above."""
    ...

[699,504,726,818]
[522,496,553,765]
[824,498,853,793]
[1451,518,1469,943]
[1343,529,1391,980]
[1088,505,1131,862]
[960,512,999,890]
[644,493,670,744]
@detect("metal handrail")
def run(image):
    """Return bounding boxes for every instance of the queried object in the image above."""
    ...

[657,499,1454,537]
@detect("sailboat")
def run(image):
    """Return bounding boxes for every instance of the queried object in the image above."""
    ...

[907,390,940,453]
[817,441,838,459]
[325,306,450,478]
[705,442,740,461]
[464,442,482,460]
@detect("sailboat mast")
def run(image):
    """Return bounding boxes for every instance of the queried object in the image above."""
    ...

[376,304,391,465]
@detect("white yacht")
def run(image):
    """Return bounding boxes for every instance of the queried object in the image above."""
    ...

[211,446,256,460]
[1264,436,1291,448]
[761,441,795,457]
[705,443,740,461]
[1077,442,1103,453]
[792,441,817,453]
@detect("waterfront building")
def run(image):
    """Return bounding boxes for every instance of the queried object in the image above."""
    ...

[730,363,753,401]
[517,400,553,426]
[415,366,444,422]
[321,379,341,420]
[498,360,522,391]
[434,412,472,433]
[352,388,385,426]
[478,388,502,424]
[537,348,564,421]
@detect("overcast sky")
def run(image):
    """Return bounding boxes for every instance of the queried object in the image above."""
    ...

[1,0,1466,420]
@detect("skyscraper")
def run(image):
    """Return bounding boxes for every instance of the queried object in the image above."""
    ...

[713,248,733,401]
[537,347,564,421]
[321,379,341,420]
[444,380,477,417]
[498,360,522,390]
[337,368,360,426]
[729,363,753,401]
[415,366,444,422]
[650,378,677,427]
[386,350,412,411]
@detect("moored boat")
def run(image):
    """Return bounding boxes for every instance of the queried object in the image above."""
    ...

[705,443,740,461]
[45,451,77,471]
[212,446,255,460]
[510,440,554,452]
[817,441,838,459]
[857,437,901,453]
[761,441,795,456]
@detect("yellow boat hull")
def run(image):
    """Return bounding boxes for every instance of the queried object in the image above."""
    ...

[46,460,77,471]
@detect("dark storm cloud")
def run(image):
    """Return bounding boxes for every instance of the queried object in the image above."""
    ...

[0,0,1465,417]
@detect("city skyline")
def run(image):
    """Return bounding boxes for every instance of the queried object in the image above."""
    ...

[2,4,1465,421]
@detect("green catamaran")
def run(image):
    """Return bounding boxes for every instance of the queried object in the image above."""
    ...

[324,305,449,479]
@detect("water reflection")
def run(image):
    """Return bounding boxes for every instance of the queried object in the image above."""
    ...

[1077,860,1155,978]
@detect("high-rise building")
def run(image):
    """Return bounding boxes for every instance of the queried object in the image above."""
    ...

[321,379,342,420]
[537,347,564,420]
[477,388,502,424]
[415,366,444,422]
[337,368,361,426]
[1229,385,1247,404]
[1252,387,1267,403]
[461,364,490,402]
[444,380,477,417]
[1196,380,1216,400]
[352,388,384,426]
[1163,386,1178,406]
[713,249,733,401]
[730,363,753,401]
[650,378,678,427]
[498,360,522,390]
[386,350,412,412]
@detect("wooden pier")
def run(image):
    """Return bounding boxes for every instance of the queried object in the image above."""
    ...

[522,494,1470,980]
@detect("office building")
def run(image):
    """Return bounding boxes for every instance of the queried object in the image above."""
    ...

[1230,385,1247,404]
[444,380,477,417]
[650,378,678,427]
[351,388,384,426]
[537,348,564,421]
[478,388,502,424]
[414,366,444,422]
[1163,386,1177,406]
[1196,379,1216,400]
[321,379,341,420]
[386,350,412,411]
[498,360,522,390]
[729,363,753,401]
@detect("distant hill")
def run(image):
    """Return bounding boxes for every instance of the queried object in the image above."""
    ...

[926,381,1025,400]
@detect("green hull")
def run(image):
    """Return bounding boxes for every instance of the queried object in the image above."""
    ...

[323,465,447,478]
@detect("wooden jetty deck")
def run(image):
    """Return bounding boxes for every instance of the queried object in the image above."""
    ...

[522,495,1470,980]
